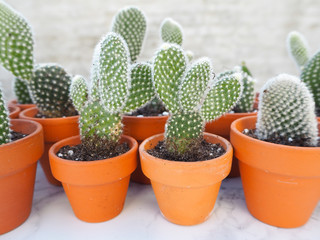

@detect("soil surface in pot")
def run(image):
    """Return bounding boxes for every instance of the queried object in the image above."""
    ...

[147,140,225,162]
[243,129,320,147]
[10,131,27,141]
[316,107,320,117]
[35,112,78,118]
[56,143,130,161]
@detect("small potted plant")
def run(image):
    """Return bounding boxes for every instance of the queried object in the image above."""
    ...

[205,62,257,177]
[49,32,154,222]
[0,2,79,185]
[230,74,319,228]
[0,86,44,234]
[9,77,35,110]
[287,31,320,120]
[139,43,242,225]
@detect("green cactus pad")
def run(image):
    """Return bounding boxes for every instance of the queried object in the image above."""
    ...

[111,6,147,63]
[79,101,122,152]
[301,50,320,108]
[201,74,242,121]
[99,33,130,113]
[90,42,101,101]
[287,31,309,69]
[0,88,10,145]
[186,50,194,62]
[257,74,318,146]
[70,75,89,113]
[160,18,183,46]
[13,77,33,104]
[180,58,213,112]
[153,43,187,113]
[165,111,204,155]
[29,64,76,118]
[122,62,154,113]
[0,2,34,81]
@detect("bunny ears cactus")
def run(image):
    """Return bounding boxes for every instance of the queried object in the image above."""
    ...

[153,44,242,156]
[256,74,318,146]
[70,33,154,153]
[0,1,75,118]
[0,87,10,145]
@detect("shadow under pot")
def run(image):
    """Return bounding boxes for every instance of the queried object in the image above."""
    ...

[230,116,320,228]
[0,119,43,234]
[19,107,79,186]
[139,133,233,226]
[122,115,168,184]
[205,111,257,177]
[49,135,138,223]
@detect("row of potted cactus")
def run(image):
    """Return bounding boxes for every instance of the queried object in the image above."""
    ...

[0,1,319,235]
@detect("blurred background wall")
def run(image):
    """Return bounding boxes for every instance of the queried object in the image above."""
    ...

[1,0,320,100]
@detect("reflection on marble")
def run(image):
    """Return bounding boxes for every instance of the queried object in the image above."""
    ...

[2,163,320,240]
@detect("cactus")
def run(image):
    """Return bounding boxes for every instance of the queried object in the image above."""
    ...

[256,74,318,146]
[0,88,10,145]
[70,33,154,153]
[13,77,33,104]
[153,44,242,156]
[160,18,183,46]
[0,2,76,118]
[111,6,147,63]
[301,50,320,109]
[287,31,310,69]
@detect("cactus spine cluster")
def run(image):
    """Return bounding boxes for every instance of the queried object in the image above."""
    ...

[153,44,242,156]
[256,74,318,146]
[0,1,75,118]
[0,88,10,145]
[287,31,320,111]
[13,77,33,104]
[70,33,154,153]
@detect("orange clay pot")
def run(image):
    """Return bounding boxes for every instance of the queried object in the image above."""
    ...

[0,119,43,234]
[9,99,36,111]
[122,115,168,184]
[230,116,320,228]
[8,105,20,119]
[139,133,233,225]
[205,111,257,177]
[49,135,138,223]
[19,107,79,186]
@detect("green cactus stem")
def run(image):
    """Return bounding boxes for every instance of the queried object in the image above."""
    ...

[301,50,320,109]
[111,6,147,63]
[13,77,33,104]
[0,88,10,145]
[256,74,318,146]
[29,64,76,118]
[0,1,34,81]
[287,31,310,69]
[160,18,183,46]
[153,43,242,156]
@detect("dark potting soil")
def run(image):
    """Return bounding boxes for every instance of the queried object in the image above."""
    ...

[243,129,320,147]
[147,139,226,162]
[316,107,320,117]
[10,131,27,141]
[129,101,167,117]
[56,143,130,161]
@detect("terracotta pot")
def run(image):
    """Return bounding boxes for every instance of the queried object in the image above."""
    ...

[230,116,320,228]
[122,115,168,184]
[9,99,36,111]
[19,107,79,186]
[0,119,43,234]
[49,135,138,223]
[8,105,20,119]
[139,133,232,225]
[205,111,257,177]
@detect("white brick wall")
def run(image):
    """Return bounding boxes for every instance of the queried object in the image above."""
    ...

[1,0,320,100]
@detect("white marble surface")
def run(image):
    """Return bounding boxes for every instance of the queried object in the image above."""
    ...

[2,164,320,240]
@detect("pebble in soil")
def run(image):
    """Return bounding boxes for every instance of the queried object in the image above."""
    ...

[57,143,130,161]
[243,128,320,147]
[147,139,226,162]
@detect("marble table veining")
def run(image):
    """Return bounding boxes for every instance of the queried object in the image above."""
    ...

[2,164,320,240]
